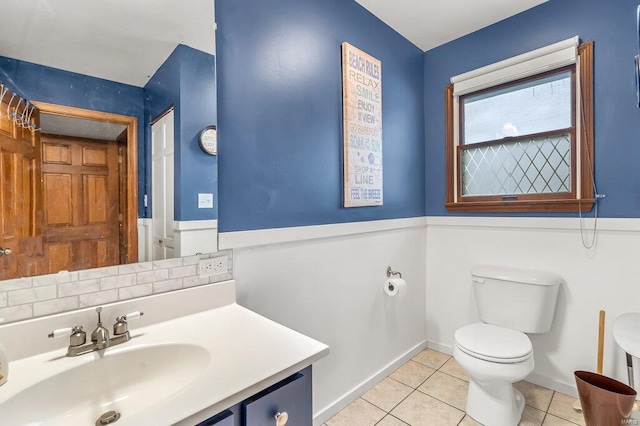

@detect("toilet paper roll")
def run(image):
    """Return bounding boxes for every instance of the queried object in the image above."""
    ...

[384,278,406,297]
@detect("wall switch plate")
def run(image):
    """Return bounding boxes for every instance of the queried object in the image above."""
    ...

[198,193,214,209]
[199,256,227,277]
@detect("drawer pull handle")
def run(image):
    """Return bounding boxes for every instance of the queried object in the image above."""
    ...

[274,411,289,425]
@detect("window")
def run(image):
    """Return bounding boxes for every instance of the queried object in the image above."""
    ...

[445,38,594,212]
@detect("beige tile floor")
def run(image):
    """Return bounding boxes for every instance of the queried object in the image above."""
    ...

[323,348,589,426]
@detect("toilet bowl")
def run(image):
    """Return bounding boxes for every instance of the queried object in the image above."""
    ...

[454,323,534,426]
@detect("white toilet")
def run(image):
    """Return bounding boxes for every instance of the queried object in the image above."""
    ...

[453,265,561,426]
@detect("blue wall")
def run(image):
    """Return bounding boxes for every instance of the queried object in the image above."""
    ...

[424,0,640,218]
[0,56,146,216]
[144,47,181,220]
[144,45,218,221]
[178,46,218,221]
[216,0,425,232]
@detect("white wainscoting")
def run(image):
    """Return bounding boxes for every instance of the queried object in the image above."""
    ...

[139,219,218,261]
[426,216,640,397]
[174,219,218,257]
[220,215,640,421]
[137,218,153,262]
[220,218,428,425]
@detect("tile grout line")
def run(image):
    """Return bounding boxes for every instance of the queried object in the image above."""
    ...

[372,412,409,426]
[396,355,469,424]
[329,349,586,426]
[540,391,556,425]
[412,388,466,418]
[367,370,438,419]
[365,354,456,426]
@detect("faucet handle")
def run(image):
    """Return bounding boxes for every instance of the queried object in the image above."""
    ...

[48,327,73,338]
[113,311,144,336]
[48,326,86,347]
[123,311,144,321]
[115,311,144,324]
[69,326,86,346]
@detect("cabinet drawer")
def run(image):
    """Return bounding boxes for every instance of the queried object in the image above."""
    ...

[196,409,235,426]
[243,369,312,426]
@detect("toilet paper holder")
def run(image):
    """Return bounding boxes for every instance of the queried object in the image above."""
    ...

[387,266,402,278]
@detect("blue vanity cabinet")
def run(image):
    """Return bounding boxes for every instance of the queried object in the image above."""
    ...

[196,410,235,426]
[243,367,312,426]
[195,366,312,426]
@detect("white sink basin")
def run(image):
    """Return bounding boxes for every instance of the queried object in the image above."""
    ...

[2,343,210,425]
[0,282,329,425]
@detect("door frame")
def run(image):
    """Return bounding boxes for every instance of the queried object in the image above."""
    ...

[32,101,139,264]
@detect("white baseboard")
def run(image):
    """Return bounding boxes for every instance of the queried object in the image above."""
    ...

[426,340,453,356]
[313,340,428,426]
[526,372,578,398]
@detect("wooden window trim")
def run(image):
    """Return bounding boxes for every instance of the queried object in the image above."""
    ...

[444,41,594,213]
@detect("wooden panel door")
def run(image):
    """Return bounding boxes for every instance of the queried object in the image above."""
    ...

[0,97,44,279]
[151,109,175,260]
[41,134,120,272]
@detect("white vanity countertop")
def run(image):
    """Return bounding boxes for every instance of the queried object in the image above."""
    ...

[0,281,330,425]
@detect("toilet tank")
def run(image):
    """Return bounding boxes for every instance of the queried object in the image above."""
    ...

[471,265,562,334]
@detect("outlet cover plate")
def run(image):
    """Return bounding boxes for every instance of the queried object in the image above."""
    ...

[198,193,214,209]
[199,256,228,277]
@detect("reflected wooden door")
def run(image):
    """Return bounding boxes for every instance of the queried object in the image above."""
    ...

[0,99,44,279]
[41,134,120,271]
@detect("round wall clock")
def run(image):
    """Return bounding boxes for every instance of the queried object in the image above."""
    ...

[198,125,217,155]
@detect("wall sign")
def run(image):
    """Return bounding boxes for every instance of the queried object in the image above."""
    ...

[342,42,383,207]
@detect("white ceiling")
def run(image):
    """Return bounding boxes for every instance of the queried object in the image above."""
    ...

[0,0,215,88]
[355,0,547,51]
[0,0,546,90]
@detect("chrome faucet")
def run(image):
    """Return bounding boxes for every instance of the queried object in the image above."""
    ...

[91,307,110,349]
[48,307,144,357]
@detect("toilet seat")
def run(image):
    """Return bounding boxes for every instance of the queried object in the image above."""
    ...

[455,323,532,364]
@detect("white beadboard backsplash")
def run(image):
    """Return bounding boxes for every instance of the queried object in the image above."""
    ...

[0,250,233,324]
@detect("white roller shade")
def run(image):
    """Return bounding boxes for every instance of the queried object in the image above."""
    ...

[451,36,579,96]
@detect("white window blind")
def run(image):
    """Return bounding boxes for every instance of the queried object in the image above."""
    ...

[451,36,579,96]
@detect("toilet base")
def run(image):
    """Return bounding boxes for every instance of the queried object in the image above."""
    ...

[466,378,525,426]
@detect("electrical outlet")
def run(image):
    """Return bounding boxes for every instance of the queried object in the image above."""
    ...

[199,256,228,277]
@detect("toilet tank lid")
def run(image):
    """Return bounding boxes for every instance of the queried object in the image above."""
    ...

[471,265,562,286]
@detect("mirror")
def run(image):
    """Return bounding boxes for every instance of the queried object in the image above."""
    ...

[0,0,218,280]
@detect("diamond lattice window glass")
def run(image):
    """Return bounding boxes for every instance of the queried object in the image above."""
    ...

[461,134,571,196]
